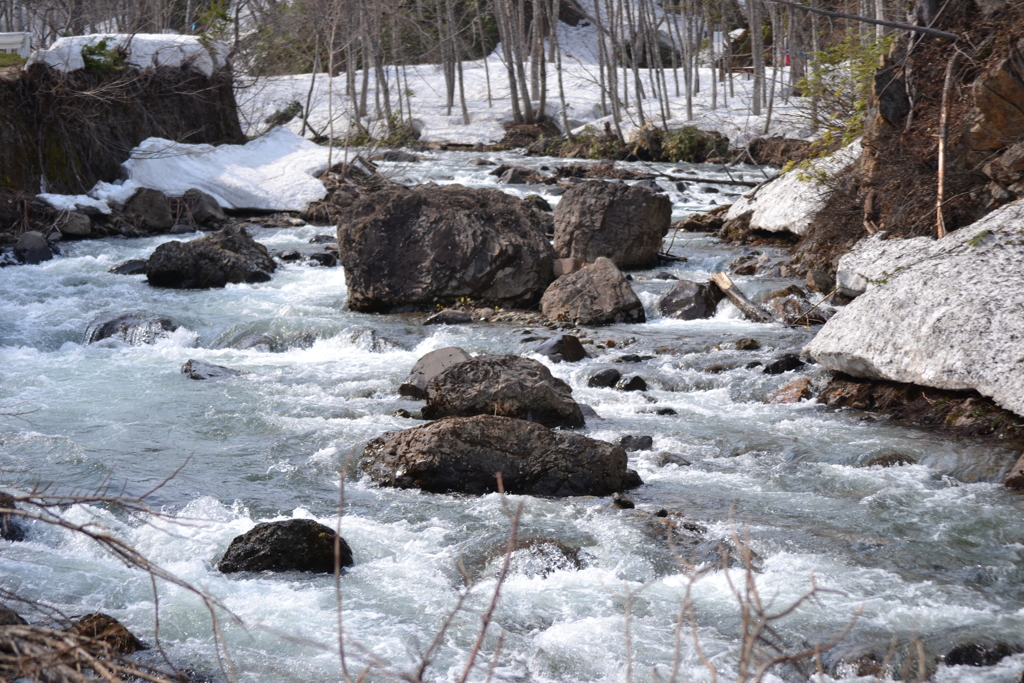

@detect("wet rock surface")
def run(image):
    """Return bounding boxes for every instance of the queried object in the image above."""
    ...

[553,181,671,269]
[337,184,554,311]
[422,355,585,429]
[541,257,645,326]
[217,519,353,574]
[83,313,179,345]
[361,415,627,496]
[146,225,276,289]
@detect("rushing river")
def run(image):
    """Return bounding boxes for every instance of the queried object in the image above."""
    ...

[2,151,1023,683]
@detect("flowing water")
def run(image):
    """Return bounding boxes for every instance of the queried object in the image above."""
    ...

[2,152,1023,683]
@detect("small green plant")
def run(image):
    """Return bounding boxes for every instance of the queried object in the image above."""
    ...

[797,32,895,152]
[81,38,126,76]
[194,0,231,46]
[968,229,991,247]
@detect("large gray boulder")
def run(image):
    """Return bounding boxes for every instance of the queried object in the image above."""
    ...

[658,279,724,320]
[804,198,1024,416]
[422,355,585,429]
[336,184,555,312]
[362,415,627,496]
[541,257,645,326]
[553,181,671,269]
[146,225,276,289]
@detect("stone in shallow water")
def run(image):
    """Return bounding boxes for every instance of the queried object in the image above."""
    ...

[108,259,148,275]
[534,334,588,363]
[181,359,245,380]
[588,368,621,388]
[399,346,473,399]
[83,313,179,345]
[362,415,626,496]
[217,519,353,574]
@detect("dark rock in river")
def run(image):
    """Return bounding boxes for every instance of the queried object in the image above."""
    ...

[943,642,1015,667]
[763,355,806,375]
[14,231,52,264]
[0,492,25,542]
[658,279,724,320]
[336,184,554,312]
[422,355,585,429]
[620,435,653,451]
[361,415,627,496]
[70,613,147,653]
[83,313,179,345]
[862,452,917,468]
[125,188,174,233]
[553,181,671,269]
[621,469,644,489]
[534,334,588,363]
[1004,452,1024,489]
[108,259,148,275]
[181,359,244,380]
[506,539,584,577]
[146,225,276,289]
[541,257,645,326]
[217,519,353,574]
[399,346,473,399]
[588,368,622,388]
[616,375,648,392]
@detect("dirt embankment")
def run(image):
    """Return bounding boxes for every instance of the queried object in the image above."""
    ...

[794,0,1024,271]
[0,63,244,198]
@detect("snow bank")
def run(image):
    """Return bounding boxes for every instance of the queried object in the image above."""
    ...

[27,34,226,77]
[122,127,332,211]
[723,140,861,236]
[236,8,814,148]
[804,198,1024,416]
[36,180,144,215]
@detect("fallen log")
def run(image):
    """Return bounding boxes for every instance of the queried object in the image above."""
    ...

[666,175,765,187]
[710,272,779,324]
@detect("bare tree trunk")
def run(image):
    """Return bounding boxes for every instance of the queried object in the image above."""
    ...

[749,0,763,116]
[937,51,962,238]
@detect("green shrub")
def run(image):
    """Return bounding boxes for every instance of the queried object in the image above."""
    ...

[662,126,729,163]
[81,38,126,76]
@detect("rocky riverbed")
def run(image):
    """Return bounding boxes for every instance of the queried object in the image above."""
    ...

[3,151,1024,683]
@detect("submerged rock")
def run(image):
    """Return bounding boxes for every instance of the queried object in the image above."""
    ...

[541,257,645,326]
[553,180,671,269]
[424,309,473,325]
[804,199,1024,417]
[658,279,723,320]
[422,355,585,429]
[336,184,554,311]
[217,519,353,574]
[108,259,148,275]
[181,359,244,380]
[361,415,627,496]
[146,225,276,289]
[83,313,179,345]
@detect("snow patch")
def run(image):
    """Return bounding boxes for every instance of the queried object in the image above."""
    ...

[724,140,861,236]
[122,127,332,212]
[27,34,226,77]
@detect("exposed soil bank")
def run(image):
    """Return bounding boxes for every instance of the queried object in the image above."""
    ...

[0,63,244,196]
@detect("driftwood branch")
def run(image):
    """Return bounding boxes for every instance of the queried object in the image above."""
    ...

[667,175,764,187]
[763,0,960,40]
[937,50,963,238]
[710,272,779,324]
